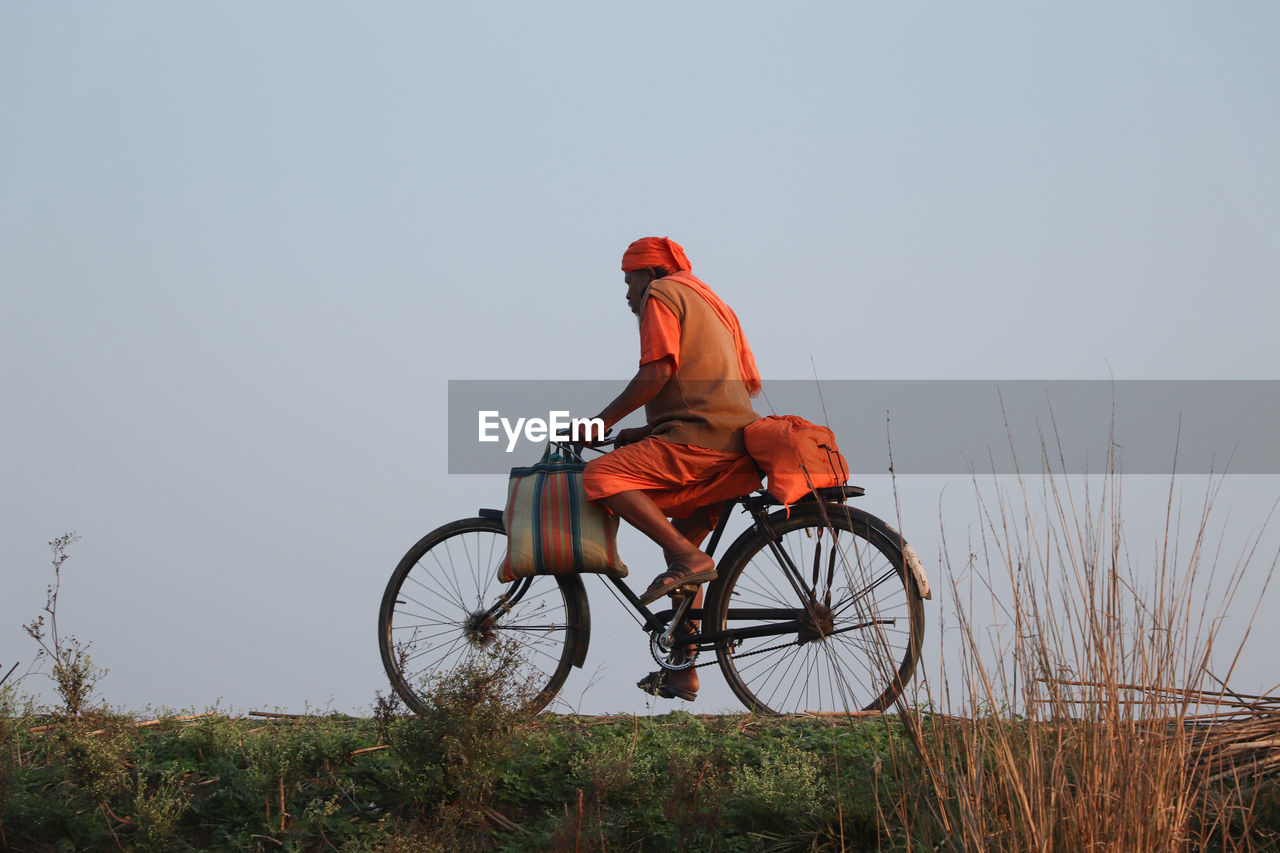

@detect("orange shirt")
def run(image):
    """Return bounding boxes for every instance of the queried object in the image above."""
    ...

[638,297,680,369]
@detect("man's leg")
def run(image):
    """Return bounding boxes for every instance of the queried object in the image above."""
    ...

[668,504,719,563]
[606,501,723,698]
[598,490,714,576]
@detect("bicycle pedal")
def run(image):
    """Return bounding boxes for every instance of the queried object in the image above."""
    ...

[669,584,699,598]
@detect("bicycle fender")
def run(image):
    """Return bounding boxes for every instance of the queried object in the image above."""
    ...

[901,543,931,599]
[555,573,592,668]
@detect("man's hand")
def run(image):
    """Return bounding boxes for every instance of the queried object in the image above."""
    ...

[613,426,652,448]
[569,425,613,457]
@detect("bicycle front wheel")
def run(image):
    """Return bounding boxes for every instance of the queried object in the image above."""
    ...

[378,517,583,715]
[707,504,924,714]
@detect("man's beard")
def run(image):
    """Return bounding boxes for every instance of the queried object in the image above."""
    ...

[630,286,649,327]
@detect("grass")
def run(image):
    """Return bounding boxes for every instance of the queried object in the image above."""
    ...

[0,705,908,852]
[2,705,1273,850]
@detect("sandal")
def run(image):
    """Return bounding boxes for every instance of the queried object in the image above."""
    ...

[636,670,697,702]
[638,563,718,605]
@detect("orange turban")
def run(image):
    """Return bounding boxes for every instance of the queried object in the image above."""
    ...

[620,236,763,398]
[621,236,692,273]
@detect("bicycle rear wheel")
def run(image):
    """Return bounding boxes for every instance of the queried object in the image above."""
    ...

[378,517,583,715]
[707,503,924,714]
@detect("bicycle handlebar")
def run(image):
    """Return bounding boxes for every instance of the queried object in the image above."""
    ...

[550,436,615,462]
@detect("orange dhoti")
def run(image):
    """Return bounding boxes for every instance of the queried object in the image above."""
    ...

[582,437,762,520]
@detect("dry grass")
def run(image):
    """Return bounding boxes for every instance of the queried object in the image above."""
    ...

[887,436,1280,852]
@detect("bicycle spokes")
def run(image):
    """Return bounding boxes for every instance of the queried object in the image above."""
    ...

[712,505,924,713]
[379,518,580,715]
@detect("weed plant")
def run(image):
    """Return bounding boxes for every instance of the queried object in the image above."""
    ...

[22,533,106,718]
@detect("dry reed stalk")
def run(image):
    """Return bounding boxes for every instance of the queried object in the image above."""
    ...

[887,426,1279,852]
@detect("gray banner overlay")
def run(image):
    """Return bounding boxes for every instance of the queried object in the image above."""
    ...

[447,380,1279,475]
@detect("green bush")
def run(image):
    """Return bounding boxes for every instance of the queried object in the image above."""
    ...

[727,751,827,833]
[133,769,192,852]
[387,639,537,831]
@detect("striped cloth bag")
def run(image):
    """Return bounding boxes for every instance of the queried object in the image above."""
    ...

[497,447,629,583]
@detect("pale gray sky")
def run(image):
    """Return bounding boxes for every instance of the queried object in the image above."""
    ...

[4,2,1278,714]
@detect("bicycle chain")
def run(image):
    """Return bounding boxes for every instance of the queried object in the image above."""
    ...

[685,637,801,669]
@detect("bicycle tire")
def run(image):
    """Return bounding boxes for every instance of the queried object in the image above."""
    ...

[378,517,583,715]
[706,503,924,714]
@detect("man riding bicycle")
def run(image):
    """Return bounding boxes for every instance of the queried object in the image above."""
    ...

[583,236,763,701]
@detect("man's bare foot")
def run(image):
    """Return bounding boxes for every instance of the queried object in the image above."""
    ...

[667,666,698,696]
[639,561,718,605]
[664,548,714,576]
[636,667,699,701]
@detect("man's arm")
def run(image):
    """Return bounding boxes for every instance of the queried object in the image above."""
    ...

[589,290,680,446]
[593,358,673,435]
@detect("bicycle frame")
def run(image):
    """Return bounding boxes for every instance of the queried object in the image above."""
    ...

[601,490,890,656]
[475,480,898,661]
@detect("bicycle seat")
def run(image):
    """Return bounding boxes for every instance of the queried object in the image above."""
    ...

[748,485,865,507]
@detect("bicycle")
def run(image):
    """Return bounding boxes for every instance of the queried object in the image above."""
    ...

[378,442,929,716]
